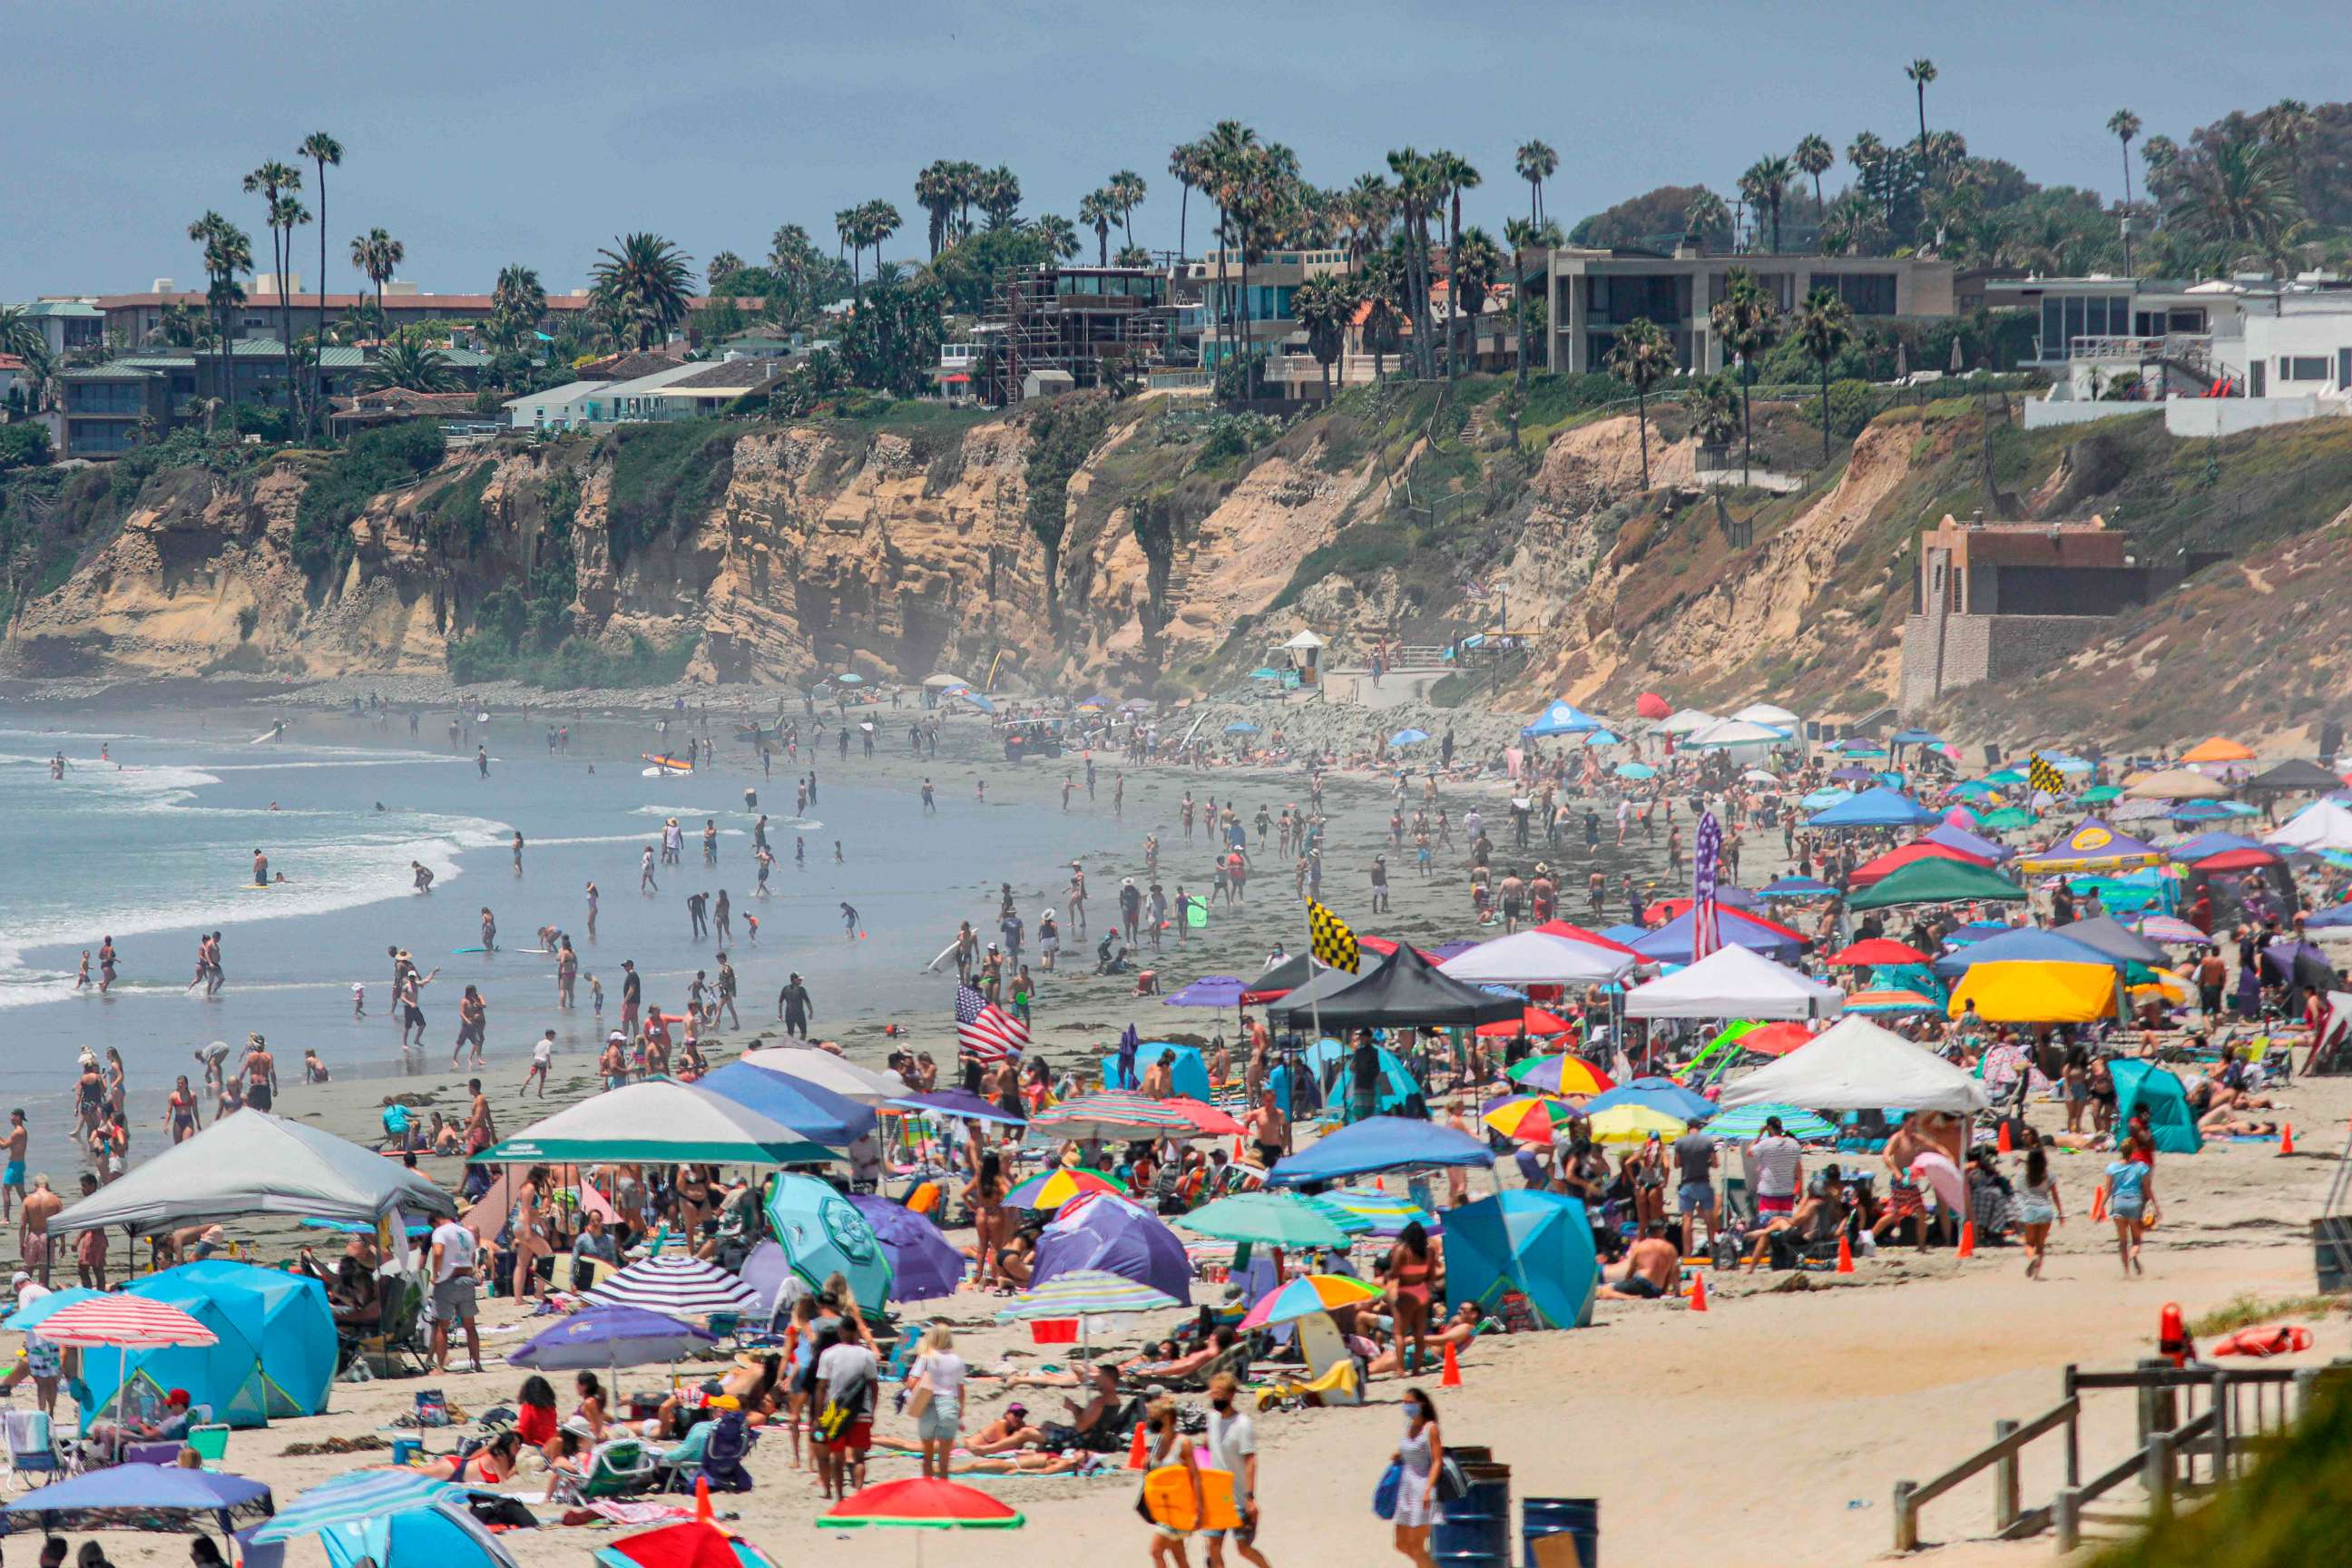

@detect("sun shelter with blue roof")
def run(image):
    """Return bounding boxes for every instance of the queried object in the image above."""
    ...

[1267,1116,1494,1188]
[1524,701,1604,738]
[1445,1191,1599,1328]
[1931,926,2123,980]
[1631,906,1804,964]
[81,1261,335,1429]
[1104,1042,1212,1101]
[697,1061,877,1147]
[2108,1061,2202,1154]
[1583,1076,1717,1123]
[1925,822,2012,862]
[1806,787,1945,829]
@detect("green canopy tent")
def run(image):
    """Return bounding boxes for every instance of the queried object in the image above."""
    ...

[1845,857,2029,911]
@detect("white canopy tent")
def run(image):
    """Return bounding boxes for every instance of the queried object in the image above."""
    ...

[1438,929,1636,986]
[1652,709,1718,737]
[1716,1015,1991,1114]
[1279,630,1328,651]
[1730,702,1802,728]
[2266,799,2352,854]
[1682,718,1791,750]
[738,1046,907,1105]
[1622,946,1844,1021]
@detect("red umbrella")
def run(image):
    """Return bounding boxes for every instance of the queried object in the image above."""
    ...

[1736,1022,1816,1056]
[1475,1006,1577,1038]
[1849,840,1991,887]
[822,1477,1025,1529]
[1826,937,1932,967]
[38,1296,217,1348]
[2193,847,2283,871]
[1636,691,1673,720]
[1357,936,1440,962]
[1161,1097,1244,1136]
[1532,919,1642,956]
[609,1480,774,1568]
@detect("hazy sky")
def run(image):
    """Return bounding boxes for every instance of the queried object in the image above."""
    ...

[11,0,2352,300]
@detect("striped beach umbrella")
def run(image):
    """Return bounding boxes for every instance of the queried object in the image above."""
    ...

[1178,1191,1358,1249]
[582,1255,758,1318]
[1030,1091,1200,1141]
[1506,1054,1613,1095]
[2136,915,2210,945]
[1843,987,1943,1015]
[37,1295,217,1349]
[1317,1185,1436,1235]
[1003,1167,1127,1211]
[250,1470,454,1543]
[995,1269,1181,1320]
[1237,1273,1383,1330]
[1482,1096,1583,1145]
[1700,1103,1837,1142]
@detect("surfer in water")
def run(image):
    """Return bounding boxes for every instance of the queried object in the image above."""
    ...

[412,861,436,894]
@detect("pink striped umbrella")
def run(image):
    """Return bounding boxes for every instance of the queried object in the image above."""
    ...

[38,1295,218,1348]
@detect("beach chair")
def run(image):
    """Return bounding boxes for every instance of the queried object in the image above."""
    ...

[683,1409,755,1494]
[184,1424,230,1470]
[346,1277,427,1378]
[550,1437,659,1505]
[3,1410,67,1490]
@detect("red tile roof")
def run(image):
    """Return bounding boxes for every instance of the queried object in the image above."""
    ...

[95,291,764,313]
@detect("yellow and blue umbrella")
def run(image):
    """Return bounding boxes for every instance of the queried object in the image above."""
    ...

[1003,1167,1128,1211]
[1317,1185,1436,1235]
[1237,1273,1381,1330]
[1585,1105,1688,1145]
[996,1269,1180,1320]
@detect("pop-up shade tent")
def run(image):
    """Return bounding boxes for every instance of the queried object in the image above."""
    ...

[1924,822,2012,862]
[2268,799,2352,854]
[1849,841,1993,887]
[46,1112,455,1238]
[1445,1191,1599,1329]
[1622,946,1844,1021]
[1266,1116,1495,1188]
[2245,759,2344,794]
[80,1261,336,1429]
[1681,718,1791,750]
[1270,1038,1418,1120]
[2107,1061,2203,1155]
[1031,1193,1190,1304]
[1716,1015,1990,1114]
[1262,963,1367,1020]
[696,1061,877,1147]
[1931,926,2122,979]
[1730,702,1802,728]
[2014,818,2168,874]
[1945,961,2119,1024]
[3,1465,273,1537]
[2167,831,2267,864]
[1524,701,1606,737]
[1437,930,1635,986]
[1269,944,1523,1030]
[1103,1042,1213,1101]
[1653,709,1717,736]
[2047,915,2169,968]
[1806,787,1944,829]
[733,1047,907,1104]
[2123,769,2231,801]
[477,1080,836,1166]
[1629,906,1805,964]
[1844,857,2028,910]
[1240,951,1318,1004]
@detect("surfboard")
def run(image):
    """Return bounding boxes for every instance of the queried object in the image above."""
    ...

[239,882,280,892]
[451,946,488,955]
[249,729,281,744]
[1186,903,1209,928]
[1142,1465,1240,1533]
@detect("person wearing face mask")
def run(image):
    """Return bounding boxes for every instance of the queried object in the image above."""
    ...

[1203,1370,1269,1568]
[1390,1387,1443,1568]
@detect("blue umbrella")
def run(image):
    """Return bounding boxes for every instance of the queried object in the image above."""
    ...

[1582,1076,1717,1122]
[848,1194,968,1300]
[1523,701,1603,738]
[1224,721,1260,735]
[1614,761,1657,779]
[1390,728,1431,747]
[892,1088,1027,1126]
[1,1287,101,1331]
[1759,875,1836,897]
[1164,975,1245,1007]
[299,1217,430,1237]
[2,1465,272,1534]
[1582,730,1622,747]
[836,672,865,685]
[697,1060,877,1147]
[250,1470,454,1543]
[508,1304,714,1371]
[766,1172,894,1309]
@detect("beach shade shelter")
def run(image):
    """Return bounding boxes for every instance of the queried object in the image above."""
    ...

[2267,799,2352,854]
[1505,1054,1614,1095]
[1532,919,1645,956]
[2014,818,2169,874]
[2137,915,2213,946]
[1268,1039,1419,1121]
[1845,857,2029,910]
[1439,929,1636,986]
[44,1111,454,1238]
[1921,822,2013,859]
[1178,1193,1357,1250]
[477,1081,835,1167]
[78,1262,334,1430]
[1102,1043,1213,1101]
[1977,806,2042,832]
[1317,1186,1436,1235]
[1239,950,1319,1004]
[510,1305,714,1372]
[1629,906,1806,964]
[1759,875,1838,899]
[1003,1167,1127,1211]
[1475,1005,1579,1040]
[696,1061,876,1148]
[1653,709,1718,736]
[601,1487,779,1568]
[1635,691,1673,720]
[1946,961,2120,1024]
[1828,937,1934,967]
[1267,1116,1496,1189]
[2167,830,2267,863]
[921,671,974,690]
[1843,988,1944,1016]
[2246,758,2344,794]
[1524,701,1605,737]
[1716,1015,1991,1114]
[1931,925,2125,979]
[2050,915,2170,968]
[1223,720,1260,735]
[1724,1021,1817,1056]
[1622,946,1845,1022]
[1585,1105,1689,1145]
[1681,718,1791,750]
[1237,1273,1383,1330]
[1269,943,1523,1031]
[1445,1191,1600,1330]
[2180,737,2256,764]
[1731,702,1803,728]
[1643,885,1767,918]
[823,1475,1024,1533]
[1161,1098,1245,1137]
[1614,761,1659,780]
[1806,787,1944,830]
[1390,728,1431,747]
[2191,847,2285,872]
[1032,1194,1191,1303]
[1800,787,1857,809]
[2108,1061,2204,1154]
[847,1195,966,1300]
[892,1088,1027,1127]
[1700,1103,1837,1142]
[0,1465,271,1539]
[1031,1091,1200,1142]
[1848,842,1991,887]
[735,1047,906,1105]
[1583,1076,1718,1123]
[249,1469,454,1544]
[1163,975,1246,1009]
[2124,768,2231,801]
[765,1174,894,1309]
[583,1256,760,1318]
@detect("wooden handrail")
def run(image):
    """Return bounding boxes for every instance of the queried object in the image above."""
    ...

[1892,1397,2078,1550]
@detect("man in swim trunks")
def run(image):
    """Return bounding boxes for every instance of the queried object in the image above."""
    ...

[1595,1235,1681,1299]
[4,1111,24,1219]
[243,1034,278,1112]
[19,1176,60,1287]
[1246,1091,1288,1168]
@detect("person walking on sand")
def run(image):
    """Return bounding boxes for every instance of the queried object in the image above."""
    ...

[1204,1370,1269,1568]
[2018,1145,2063,1279]
[427,1210,485,1374]
[523,1029,554,1098]
[1390,1388,1444,1568]
[2103,1152,2156,1276]
[451,986,487,1072]
[3,1111,26,1218]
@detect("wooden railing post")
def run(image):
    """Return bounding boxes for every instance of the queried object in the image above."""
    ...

[2063,1365,2081,1486]
[1892,1479,1918,1553]
[2053,1487,2082,1553]
[2145,1431,2175,1519]
[2210,1370,2231,1483]
[1993,1419,2021,1532]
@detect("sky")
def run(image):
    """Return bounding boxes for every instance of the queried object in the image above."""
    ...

[12,0,2352,302]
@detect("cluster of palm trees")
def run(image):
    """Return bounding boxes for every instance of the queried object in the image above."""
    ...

[832,201,903,299]
[1076,172,1149,267]
[911,161,1025,256]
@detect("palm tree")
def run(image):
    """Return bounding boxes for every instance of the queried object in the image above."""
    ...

[1848,130,1887,222]
[1431,151,1480,377]
[1742,155,1795,252]
[860,201,902,280]
[1708,269,1782,485]
[0,305,39,360]
[1448,227,1502,371]
[1684,190,1731,250]
[1504,217,1541,390]
[1167,142,1210,259]
[1343,174,1392,273]
[1514,139,1558,227]
[1029,214,1081,262]
[1202,122,1261,370]
[2105,109,2143,270]
[1292,274,1356,400]
[2261,100,2316,190]
[1793,286,1855,466]
[189,212,252,415]
[1794,133,1834,240]
[708,251,745,290]
[976,166,1022,230]
[348,228,403,343]
[1080,189,1117,267]
[491,263,546,348]
[1108,170,1147,247]
[2168,137,2304,274]
[1358,248,1405,382]
[361,332,455,393]
[1113,244,1152,270]
[915,160,958,258]
[1603,316,1675,488]
[243,160,304,417]
[590,232,695,349]
[1387,148,1444,379]
[1906,57,1938,171]
[2141,134,2183,213]
[297,132,342,439]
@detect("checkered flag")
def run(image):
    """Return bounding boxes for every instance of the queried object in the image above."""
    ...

[1308,899,1361,974]
[2027,754,2064,799]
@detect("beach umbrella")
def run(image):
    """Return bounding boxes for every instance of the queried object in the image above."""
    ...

[1729,1021,1815,1056]
[1506,1054,1613,1094]
[1031,1091,1200,1141]
[2180,736,2255,764]
[1759,876,1837,898]
[0,1287,100,1332]
[1583,1076,1717,1122]
[2080,785,2124,804]
[1161,1098,1245,1137]
[766,1173,893,1308]
[822,1476,1024,1531]
[835,672,865,685]
[2136,915,2210,945]
[583,1255,759,1318]
[845,1195,967,1301]
[250,1469,455,1544]
[1317,1186,1436,1235]
[510,1305,714,1371]
[1827,937,1933,966]
[1482,1096,1585,1145]
[1162,975,1245,1008]
[1475,1005,1578,1039]
[1003,1167,1128,1211]
[2,1465,272,1537]
[1945,780,2000,801]
[1844,988,1943,1015]
[736,1046,906,1105]
[1390,728,1431,746]
[997,1269,1181,1321]
[891,1088,1027,1126]
[1237,1273,1383,1331]
[1742,769,1783,784]
[39,1295,217,1349]
[1585,1105,1688,1144]
[1701,1103,1836,1142]
[1177,1192,1357,1250]
[1978,806,2041,831]
[1224,721,1260,735]
[1613,761,1658,779]
[1799,788,1854,809]
[2124,768,2231,801]
[2170,800,2233,821]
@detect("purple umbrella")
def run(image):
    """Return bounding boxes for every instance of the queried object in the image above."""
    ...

[1429,939,1481,962]
[848,1194,968,1300]
[1164,975,1245,1007]
[1032,1193,1191,1305]
[1829,763,1874,782]
[508,1304,715,1370]
[894,1088,1026,1125]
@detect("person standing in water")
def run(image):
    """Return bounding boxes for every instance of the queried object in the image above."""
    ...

[476,746,491,779]
[585,880,599,939]
[251,848,270,887]
[512,831,524,874]
[778,973,813,1038]
[841,902,862,939]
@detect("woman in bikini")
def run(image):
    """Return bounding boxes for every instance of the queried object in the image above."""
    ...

[1383,1221,1443,1377]
[965,1151,1008,1289]
[511,1165,555,1300]
[162,1075,200,1144]
[418,1429,523,1484]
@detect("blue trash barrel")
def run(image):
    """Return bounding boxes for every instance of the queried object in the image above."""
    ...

[1522,1497,1599,1568]
[1434,1465,1511,1562]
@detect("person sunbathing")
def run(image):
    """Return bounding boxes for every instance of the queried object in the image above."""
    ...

[418,1429,523,1484]
[2199,1107,2283,1137]
[1367,1303,1481,1369]
[955,1448,1105,1475]
[1747,1180,1847,1271]
[1596,1236,1681,1299]
[964,1403,1047,1455]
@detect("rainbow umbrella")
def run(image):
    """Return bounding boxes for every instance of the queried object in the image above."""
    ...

[1316,1186,1436,1235]
[1237,1273,1382,1331]
[1506,1054,1614,1094]
[1482,1096,1584,1145]
[1843,987,1942,1015]
[1585,1104,1687,1145]
[1003,1167,1127,1211]
[2136,915,2209,945]
[1030,1091,1200,1141]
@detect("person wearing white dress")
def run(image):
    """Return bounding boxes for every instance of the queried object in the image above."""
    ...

[1391,1387,1444,1568]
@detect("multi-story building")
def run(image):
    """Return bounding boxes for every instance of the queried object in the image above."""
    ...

[54,364,172,456]
[95,286,766,348]
[15,299,107,357]
[1181,247,1351,367]
[975,264,1171,404]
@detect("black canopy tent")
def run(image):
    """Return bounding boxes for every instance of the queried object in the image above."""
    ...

[1240,951,1318,1005]
[1269,942,1524,1030]
[2245,758,2345,794]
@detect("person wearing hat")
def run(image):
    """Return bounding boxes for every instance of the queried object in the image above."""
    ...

[1370,853,1390,915]
[1119,877,1143,943]
[86,1387,194,1461]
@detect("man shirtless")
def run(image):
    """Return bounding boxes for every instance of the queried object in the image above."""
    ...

[1246,1091,1288,1167]
[242,1034,279,1112]
[19,1175,62,1286]
[463,1079,496,1156]
[1597,1235,1681,1299]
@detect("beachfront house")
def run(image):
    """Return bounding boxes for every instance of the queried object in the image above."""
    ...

[505,380,605,432]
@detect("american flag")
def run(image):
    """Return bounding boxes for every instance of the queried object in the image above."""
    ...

[1690,810,1724,961]
[955,983,1029,1063]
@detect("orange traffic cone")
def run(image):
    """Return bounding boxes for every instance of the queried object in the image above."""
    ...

[2159,1302,2196,1367]
[1996,1121,2014,1153]
[2091,1182,2108,1222]
[1687,1270,1709,1312]
[1441,1340,1463,1387]
[1956,1221,1976,1260]
[1837,1233,1855,1274]
[2279,1122,2295,1155]
[1125,1422,1151,1471]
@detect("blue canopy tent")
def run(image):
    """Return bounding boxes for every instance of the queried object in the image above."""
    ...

[2108,1061,2203,1155]
[1630,906,1803,964]
[1103,1042,1212,1101]
[1444,1191,1599,1329]
[1806,787,1944,829]
[1523,701,1604,738]
[2168,831,2267,863]
[1931,926,2123,980]
[1267,1116,1494,1188]
[1760,875,1838,898]
[1271,1038,1417,1121]
[1582,1076,1717,1122]
[698,1061,877,1147]
[2,1465,272,1537]
[1925,822,2012,862]
[82,1261,335,1430]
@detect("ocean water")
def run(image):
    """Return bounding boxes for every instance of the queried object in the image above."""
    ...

[0,710,1136,1122]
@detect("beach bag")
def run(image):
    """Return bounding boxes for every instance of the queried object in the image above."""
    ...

[812,1397,853,1444]
[1373,1461,1403,1519]
[415,1389,450,1428]
[1434,1455,1471,1504]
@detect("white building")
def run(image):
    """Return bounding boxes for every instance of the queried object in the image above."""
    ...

[505,380,605,432]
[505,362,725,431]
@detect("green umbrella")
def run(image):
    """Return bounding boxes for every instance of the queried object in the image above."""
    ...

[1175,1191,1360,1249]
[765,1172,894,1309]
[1847,857,2028,910]
[1977,807,2041,831]
[1701,1103,1837,1142]
[2078,785,2124,804]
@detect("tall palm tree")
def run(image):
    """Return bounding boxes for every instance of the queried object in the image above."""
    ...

[1742,155,1795,252]
[976,166,1022,230]
[1080,189,1117,267]
[243,160,304,418]
[1292,274,1356,400]
[860,200,902,280]
[1906,57,1938,172]
[1708,269,1782,485]
[361,333,454,393]
[2141,133,2183,217]
[1448,226,1502,372]
[1344,174,1392,273]
[1107,170,1147,247]
[348,229,403,343]
[1357,248,1406,382]
[1201,121,1261,370]
[2261,99,2317,201]
[1603,316,1675,488]
[2168,137,2304,274]
[297,132,343,440]
[2106,109,2143,270]
[915,161,958,258]
[1431,151,1480,377]
[1683,190,1731,250]
[491,263,546,348]
[188,212,252,400]
[1166,142,1208,260]
[1514,139,1558,227]
[0,305,40,361]
[1030,214,1081,262]
[1794,133,1834,239]
[1504,217,1541,390]
[1793,286,1854,466]
[590,232,694,349]
[1387,147,1442,379]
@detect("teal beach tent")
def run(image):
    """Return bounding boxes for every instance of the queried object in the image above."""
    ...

[1444,1191,1600,1328]
[82,1260,336,1428]
[2108,1061,2203,1155]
